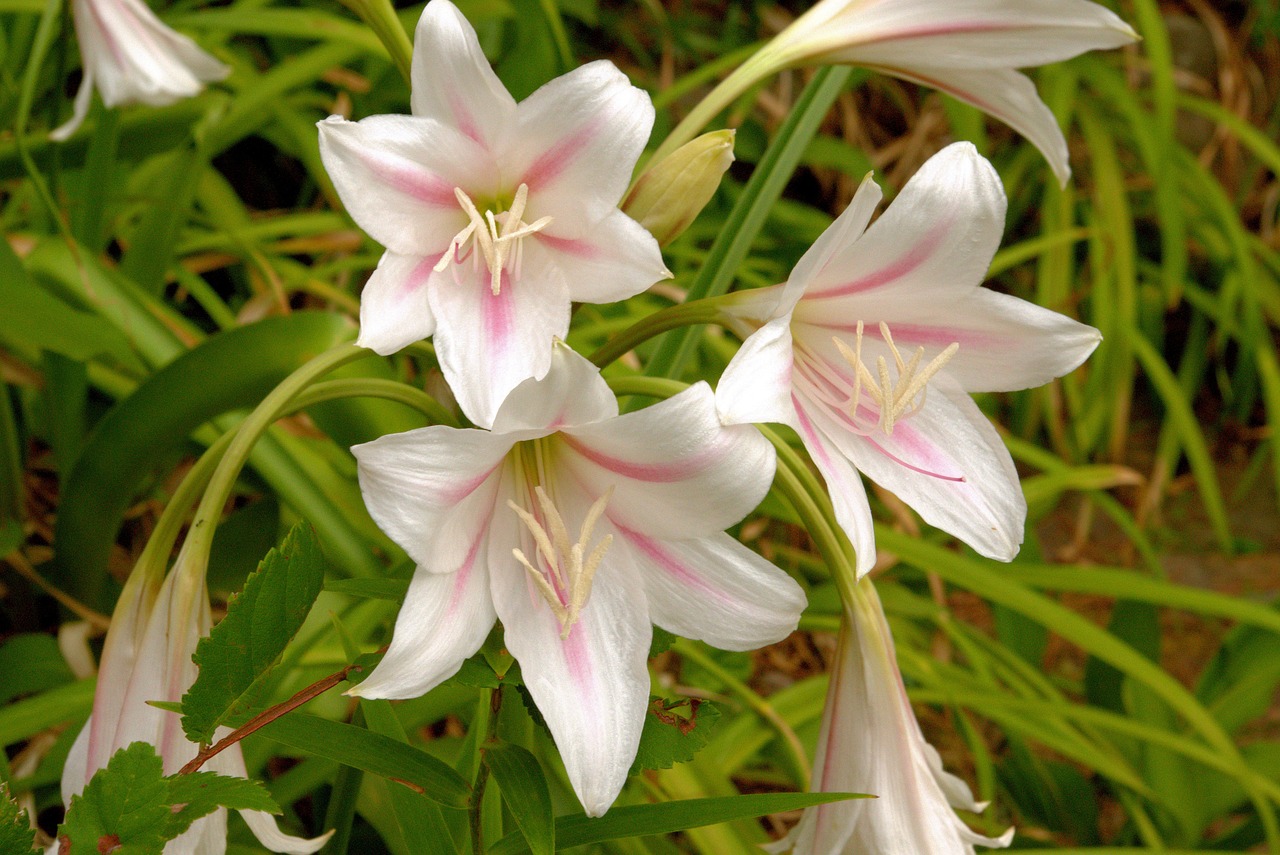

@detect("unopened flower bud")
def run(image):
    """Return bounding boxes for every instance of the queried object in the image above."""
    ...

[625,129,735,246]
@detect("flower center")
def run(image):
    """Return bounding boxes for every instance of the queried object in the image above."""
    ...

[832,321,959,437]
[509,485,614,638]
[434,183,553,295]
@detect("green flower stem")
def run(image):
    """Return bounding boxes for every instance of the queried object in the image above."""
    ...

[670,637,811,788]
[650,53,781,164]
[182,343,371,562]
[15,0,75,243]
[338,0,414,84]
[647,66,851,381]
[588,297,727,368]
[470,686,503,854]
[299,378,456,426]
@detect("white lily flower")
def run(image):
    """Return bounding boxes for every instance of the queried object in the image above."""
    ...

[317,0,670,427]
[717,143,1101,575]
[350,344,806,816]
[51,0,229,141]
[55,550,330,854]
[768,580,1014,853]
[763,0,1137,184]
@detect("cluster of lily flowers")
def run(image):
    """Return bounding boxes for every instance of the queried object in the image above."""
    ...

[49,0,1140,851]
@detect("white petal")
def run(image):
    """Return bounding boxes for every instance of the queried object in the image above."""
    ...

[532,209,669,306]
[816,0,1137,71]
[507,61,655,231]
[488,485,651,817]
[716,317,797,427]
[169,809,228,855]
[792,143,1005,310]
[353,561,496,699]
[409,0,516,150]
[788,172,882,290]
[355,251,438,356]
[817,378,1025,561]
[887,65,1073,186]
[619,529,805,650]
[875,288,1102,393]
[49,65,96,141]
[428,260,571,429]
[60,721,91,805]
[791,396,879,577]
[239,811,334,854]
[353,425,511,572]
[317,114,492,255]
[559,383,776,538]
[489,343,618,435]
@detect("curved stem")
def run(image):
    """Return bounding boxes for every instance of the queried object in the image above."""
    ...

[589,298,727,368]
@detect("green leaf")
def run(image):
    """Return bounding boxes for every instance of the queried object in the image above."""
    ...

[0,634,75,705]
[630,698,721,775]
[164,772,279,840]
[485,744,553,855]
[0,782,34,853]
[58,743,169,854]
[256,714,472,808]
[323,577,409,602]
[488,792,866,855]
[182,522,327,744]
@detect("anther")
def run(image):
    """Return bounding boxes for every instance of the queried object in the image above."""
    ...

[433,183,553,296]
[510,486,614,638]
[833,322,959,436]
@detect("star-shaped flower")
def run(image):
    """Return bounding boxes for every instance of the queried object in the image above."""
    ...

[318,0,670,427]
[717,143,1101,574]
[350,344,806,815]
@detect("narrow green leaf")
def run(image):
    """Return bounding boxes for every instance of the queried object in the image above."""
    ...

[164,772,279,839]
[182,523,327,744]
[485,743,554,855]
[0,634,75,705]
[57,743,169,855]
[323,578,409,603]
[0,782,34,853]
[257,714,472,808]
[488,792,864,855]
[0,678,95,746]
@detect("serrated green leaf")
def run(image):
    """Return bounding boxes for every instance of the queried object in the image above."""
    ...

[182,523,327,744]
[58,743,169,855]
[164,772,279,840]
[629,698,721,775]
[257,714,472,808]
[487,792,868,854]
[0,783,34,853]
[485,744,553,855]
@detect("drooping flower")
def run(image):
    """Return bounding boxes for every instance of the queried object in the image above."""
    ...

[55,549,330,854]
[717,143,1101,576]
[767,579,1013,854]
[51,0,229,141]
[350,343,806,816]
[317,0,670,427]
[760,0,1137,184]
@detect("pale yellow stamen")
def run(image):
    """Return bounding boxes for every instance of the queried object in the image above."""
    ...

[833,321,959,436]
[434,183,554,295]
[509,486,614,638]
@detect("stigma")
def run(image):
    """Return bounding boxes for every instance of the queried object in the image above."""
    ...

[510,486,614,638]
[434,183,553,295]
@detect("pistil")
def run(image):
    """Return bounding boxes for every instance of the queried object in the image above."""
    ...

[833,321,959,436]
[434,183,553,296]
[510,486,614,638]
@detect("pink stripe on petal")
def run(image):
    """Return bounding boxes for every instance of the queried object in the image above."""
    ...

[805,222,949,300]
[365,152,458,207]
[535,233,600,259]
[811,320,1000,351]
[521,122,600,192]
[864,422,966,483]
[560,435,710,483]
[399,253,445,298]
[616,525,731,605]
[448,94,484,145]
[857,20,1024,46]
[561,620,595,686]
[447,530,484,608]
[483,275,515,353]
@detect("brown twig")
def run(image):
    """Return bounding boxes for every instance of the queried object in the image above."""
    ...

[177,659,367,775]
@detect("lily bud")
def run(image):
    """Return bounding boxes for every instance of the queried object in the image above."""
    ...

[625,129,735,246]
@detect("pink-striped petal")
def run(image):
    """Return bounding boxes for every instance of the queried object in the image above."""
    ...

[532,209,670,306]
[409,0,516,151]
[428,259,572,429]
[487,480,651,817]
[506,61,655,232]
[317,114,492,255]
[619,529,805,650]
[355,250,439,356]
[559,383,776,539]
[352,425,511,572]
[717,316,797,427]
[489,343,618,435]
[352,560,496,699]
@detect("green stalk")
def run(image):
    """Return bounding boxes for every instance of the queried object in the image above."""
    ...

[14,0,75,243]
[588,297,726,368]
[646,67,850,381]
[338,0,413,84]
